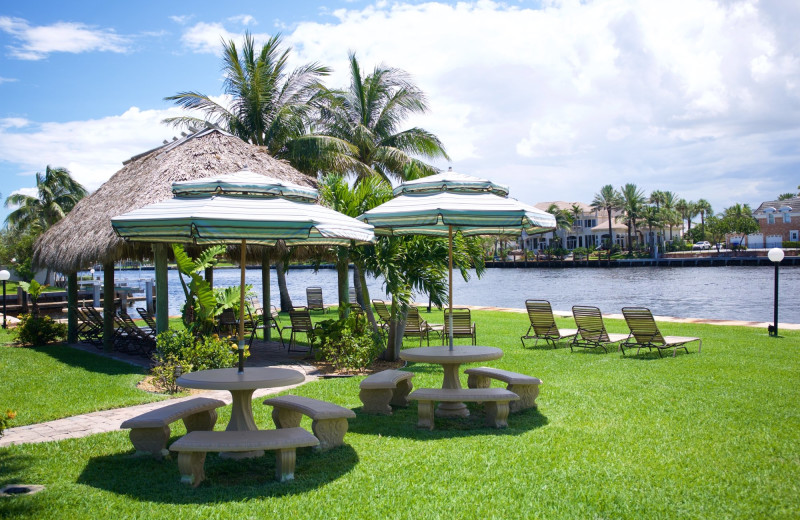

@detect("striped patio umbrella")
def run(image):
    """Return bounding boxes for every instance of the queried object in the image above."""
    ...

[112,169,375,371]
[358,170,555,349]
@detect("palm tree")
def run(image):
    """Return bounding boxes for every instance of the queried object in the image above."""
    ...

[661,191,678,241]
[649,190,665,211]
[618,183,646,254]
[695,198,713,237]
[545,203,573,249]
[290,52,449,182]
[5,166,87,233]
[777,192,795,201]
[165,32,330,311]
[590,185,622,261]
[639,206,662,252]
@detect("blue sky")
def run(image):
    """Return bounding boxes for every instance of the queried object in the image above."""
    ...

[1,0,799,224]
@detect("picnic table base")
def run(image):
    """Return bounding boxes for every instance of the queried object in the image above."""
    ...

[437,363,469,418]
[221,389,264,459]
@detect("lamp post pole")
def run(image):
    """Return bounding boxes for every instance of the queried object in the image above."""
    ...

[767,248,784,337]
[0,270,10,329]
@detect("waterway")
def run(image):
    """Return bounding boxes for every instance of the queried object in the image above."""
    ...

[102,265,799,324]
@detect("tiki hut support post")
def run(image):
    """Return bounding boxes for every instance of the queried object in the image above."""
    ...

[67,272,78,343]
[102,261,115,352]
[238,239,246,373]
[261,251,271,341]
[336,247,349,320]
[153,244,169,334]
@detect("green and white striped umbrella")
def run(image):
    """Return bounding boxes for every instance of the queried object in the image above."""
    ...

[112,169,375,372]
[358,170,555,349]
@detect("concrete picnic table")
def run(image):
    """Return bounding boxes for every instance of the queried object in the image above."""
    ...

[176,367,305,458]
[399,345,503,418]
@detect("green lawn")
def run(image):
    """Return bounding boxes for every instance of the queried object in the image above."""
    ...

[0,338,166,427]
[1,310,798,519]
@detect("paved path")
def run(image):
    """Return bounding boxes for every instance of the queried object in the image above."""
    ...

[1,307,797,448]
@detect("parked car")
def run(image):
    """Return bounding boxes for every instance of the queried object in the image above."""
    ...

[692,241,712,250]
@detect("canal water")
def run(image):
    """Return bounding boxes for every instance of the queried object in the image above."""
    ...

[105,265,800,324]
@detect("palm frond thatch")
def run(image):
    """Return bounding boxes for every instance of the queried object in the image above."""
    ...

[33,128,317,274]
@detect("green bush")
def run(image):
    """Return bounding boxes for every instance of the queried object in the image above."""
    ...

[13,313,67,346]
[0,409,16,437]
[782,241,799,248]
[151,329,240,393]
[315,310,383,372]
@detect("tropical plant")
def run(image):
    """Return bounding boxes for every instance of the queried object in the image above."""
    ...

[172,244,243,335]
[546,203,573,248]
[722,204,758,247]
[18,280,45,316]
[590,185,622,260]
[13,313,67,346]
[639,205,662,251]
[777,192,795,201]
[152,329,240,393]
[4,166,87,233]
[618,183,646,254]
[695,199,713,236]
[314,309,383,372]
[165,32,329,309]
[289,52,449,181]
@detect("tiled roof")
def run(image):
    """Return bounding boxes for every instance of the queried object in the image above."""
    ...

[754,196,800,213]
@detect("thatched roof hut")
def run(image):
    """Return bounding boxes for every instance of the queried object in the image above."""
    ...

[34,128,317,273]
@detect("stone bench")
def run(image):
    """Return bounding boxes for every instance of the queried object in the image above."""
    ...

[465,367,542,413]
[120,397,226,459]
[408,388,519,430]
[169,428,319,486]
[358,369,414,415]
[263,395,356,451]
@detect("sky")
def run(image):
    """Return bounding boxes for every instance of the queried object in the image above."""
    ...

[1,0,799,224]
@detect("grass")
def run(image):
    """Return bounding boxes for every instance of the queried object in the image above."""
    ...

[0,310,798,519]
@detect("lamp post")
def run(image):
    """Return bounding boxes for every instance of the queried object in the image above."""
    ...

[767,248,784,337]
[0,270,10,329]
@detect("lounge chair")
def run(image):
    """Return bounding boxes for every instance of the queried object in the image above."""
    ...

[520,299,578,348]
[217,309,238,338]
[248,304,285,348]
[442,308,477,345]
[620,307,702,357]
[117,311,156,356]
[404,307,433,347]
[136,307,157,334]
[571,305,630,353]
[306,287,326,313]
[348,288,361,308]
[72,305,102,345]
[285,308,317,353]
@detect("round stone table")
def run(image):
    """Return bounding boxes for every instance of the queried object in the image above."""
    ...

[399,345,503,418]
[176,367,304,458]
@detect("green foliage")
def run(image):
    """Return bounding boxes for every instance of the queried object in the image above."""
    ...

[782,241,800,248]
[13,313,67,346]
[572,247,590,260]
[152,329,240,393]
[3,166,87,233]
[314,309,383,371]
[173,244,240,335]
[0,409,16,437]
[0,228,37,282]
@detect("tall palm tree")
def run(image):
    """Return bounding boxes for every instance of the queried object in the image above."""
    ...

[777,193,795,201]
[590,185,622,261]
[695,198,713,237]
[661,191,678,241]
[546,203,573,248]
[289,52,449,182]
[639,206,662,252]
[5,166,87,233]
[165,32,331,311]
[649,190,665,211]
[618,183,646,254]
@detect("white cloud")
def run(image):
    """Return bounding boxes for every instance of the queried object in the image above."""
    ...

[0,16,129,60]
[0,77,17,84]
[228,15,257,26]
[0,107,183,191]
[170,15,193,25]
[281,0,800,210]
[180,20,271,55]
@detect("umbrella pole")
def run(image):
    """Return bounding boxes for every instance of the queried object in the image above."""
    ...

[448,225,454,350]
[238,239,246,373]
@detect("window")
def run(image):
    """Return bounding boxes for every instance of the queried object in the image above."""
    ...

[768,213,775,224]
[784,213,791,223]
[566,236,577,249]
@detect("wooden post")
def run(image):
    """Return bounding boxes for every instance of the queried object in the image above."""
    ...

[103,261,115,352]
[153,244,169,334]
[238,239,246,373]
[67,272,78,343]
[262,251,271,341]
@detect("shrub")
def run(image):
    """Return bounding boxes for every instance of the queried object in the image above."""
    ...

[13,313,67,346]
[315,310,383,372]
[782,241,799,248]
[0,409,16,437]
[151,329,241,393]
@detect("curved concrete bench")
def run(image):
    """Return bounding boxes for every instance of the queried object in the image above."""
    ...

[465,367,542,413]
[120,397,226,459]
[408,388,519,430]
[263,395,355,451]
[359,369,414,415]
[169,428,318,486]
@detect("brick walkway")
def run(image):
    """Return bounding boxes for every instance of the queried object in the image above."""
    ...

[1,307,797,448]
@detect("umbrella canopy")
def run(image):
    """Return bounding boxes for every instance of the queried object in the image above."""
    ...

[112,169,375,372]
[359,170,555,349]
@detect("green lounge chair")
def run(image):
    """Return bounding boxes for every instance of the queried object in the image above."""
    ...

[620,307,702,357]
[521,299,578,348]
[571,305,630,353]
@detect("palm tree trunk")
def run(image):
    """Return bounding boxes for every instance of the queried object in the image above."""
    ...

[627,223,633,255]
[336,248,349,320]
[386,297,407,361]
[354,263,378,331]
[276,261,293,312]
[607,209,613,262]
